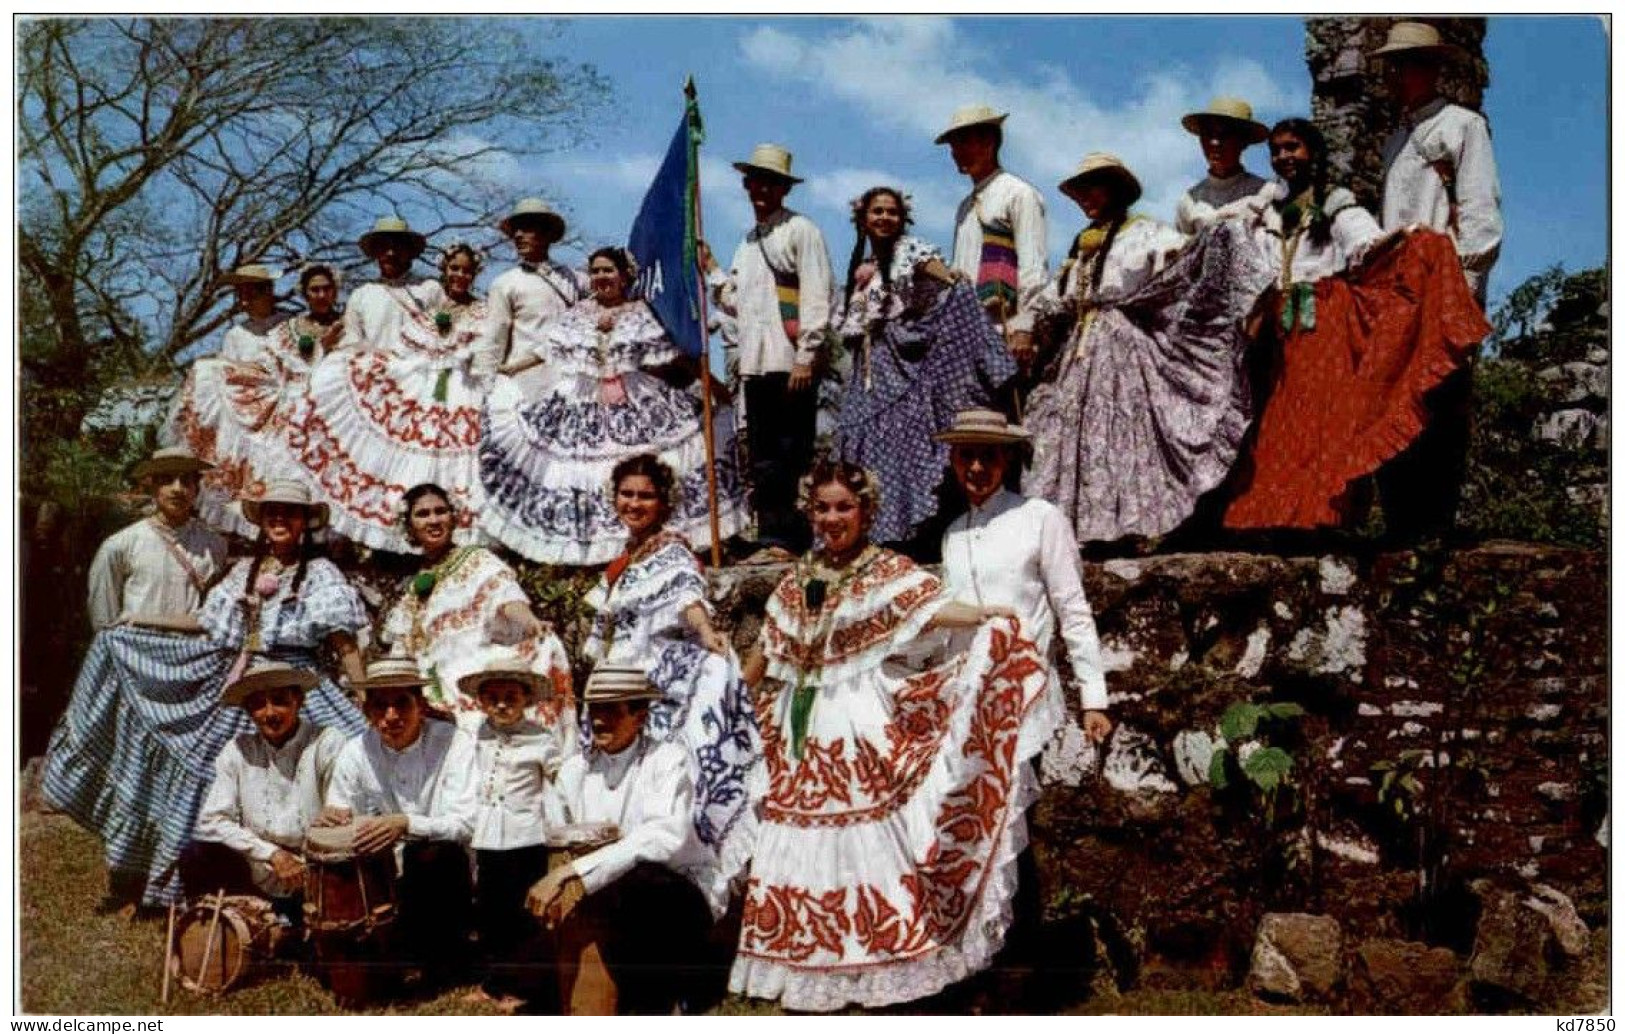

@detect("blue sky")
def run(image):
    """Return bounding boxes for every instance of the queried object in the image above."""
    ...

[468,15,1607,316]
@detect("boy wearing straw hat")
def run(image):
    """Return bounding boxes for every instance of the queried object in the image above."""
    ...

[700,143,834,559]
[528,665,719,1014]
[486,198,588,383]
[1372,20,1502,543]
[182,660,349,904]
[320,657,478,986]
[1175,97,1272,235]
[339,216,449,352]
[936,104,1049,373]
[87,446,228,631]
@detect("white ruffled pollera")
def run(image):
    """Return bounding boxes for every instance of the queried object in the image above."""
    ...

[729,551,1050,1012]
[477,298,747,566]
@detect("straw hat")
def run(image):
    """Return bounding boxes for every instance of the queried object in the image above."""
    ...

[240,478,330,531]
[221,659,319,708]
[935,104,1009,145]
[220,264,278,287]
[131,446,212,483]
[499,197,567,241]
[1371,21,1468,63]
[1181,97,1269,145]
[358,216,428,259]
[356,656,430,695]
[934,408,1032,446]
[583,665,662,705]
[1058,152,1143,208]
[456,646,550,701]
[732,143,803,184]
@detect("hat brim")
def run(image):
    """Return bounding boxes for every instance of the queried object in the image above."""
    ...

[935,429,1033,446]
[242,497,330,532]
[499,212,567,241]
[585,687,664,705]
[222,668,319,707]
[1372,40,1468,62]
[934,114,1008,146]
[1059,167,1144,208]
[731,161,803,185]
[359,231,428,259]
[131,456,213,482]
[1181,113,1270,145]
[358,674,430,696]
[457,668,550,701]
[220,272,276,287]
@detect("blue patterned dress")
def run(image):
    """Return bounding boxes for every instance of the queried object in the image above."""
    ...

[833,237,1018,544]
[42,556,368,906]
[582,531,762,898]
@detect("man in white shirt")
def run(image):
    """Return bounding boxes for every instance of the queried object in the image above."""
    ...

[937,105,1049,376]
[339,216,447,352]
[87,446,227,631]
[485,198,588,387]
[701,143,833,558]
[180,661,348,912]
[320,657,477,987]
[1372,21,1502,542]
[528,665,717,1015]
[1176,98,1271,235]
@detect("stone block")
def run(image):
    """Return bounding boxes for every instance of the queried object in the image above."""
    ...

[1350,938,1466,1014]
[1247,912,1344,1002]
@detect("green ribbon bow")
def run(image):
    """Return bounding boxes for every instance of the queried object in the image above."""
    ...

[1279,281,1318,334]
[790,680,818,761]
[433,368,452,403]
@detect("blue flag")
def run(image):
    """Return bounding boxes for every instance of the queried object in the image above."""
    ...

[628,87,704,359]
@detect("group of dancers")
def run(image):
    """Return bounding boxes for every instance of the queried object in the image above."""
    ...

[42,20,1502,1015]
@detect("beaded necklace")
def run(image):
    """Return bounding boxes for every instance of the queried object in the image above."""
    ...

[787,544,880,760]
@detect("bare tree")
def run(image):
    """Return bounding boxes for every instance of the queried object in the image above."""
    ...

[18,16,608,389]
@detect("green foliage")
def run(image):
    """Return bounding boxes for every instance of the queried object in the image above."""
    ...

[1208,700,1304,829]
[512,561,602,676]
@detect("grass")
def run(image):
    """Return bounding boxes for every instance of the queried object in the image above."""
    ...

[20,812,1321,1017]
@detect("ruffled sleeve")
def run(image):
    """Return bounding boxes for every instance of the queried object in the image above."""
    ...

[761,550,948,686]
[627,302,681,369]
[284,559,369,645]
[199,560,250,642]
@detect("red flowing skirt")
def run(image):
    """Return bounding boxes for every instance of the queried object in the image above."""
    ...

[1224,230,1491,529]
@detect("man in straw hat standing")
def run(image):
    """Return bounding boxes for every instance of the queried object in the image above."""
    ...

[701,143,834,560]
[937,104,1049,375]
[1372,20,1502,543]
[528,664,720,1015]
[1175,97,1272,235]
[87,445,227,632]
[340,215,448,352]
[182,660,349,907]
[486,198,588,386]
[319,657,478,988]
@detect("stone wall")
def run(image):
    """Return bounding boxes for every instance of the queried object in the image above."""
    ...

[711,543,1607,1007]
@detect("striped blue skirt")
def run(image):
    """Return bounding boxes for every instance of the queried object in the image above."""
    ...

[41,627,366,906]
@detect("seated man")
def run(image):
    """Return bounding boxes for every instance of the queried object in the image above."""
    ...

[319,657,477,989]
[181,660,350,921]
[528,665,720,1015]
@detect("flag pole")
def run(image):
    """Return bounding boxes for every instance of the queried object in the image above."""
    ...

[686,76,724,568]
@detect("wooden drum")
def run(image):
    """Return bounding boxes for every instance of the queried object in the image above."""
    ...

[170,893,286,994]
[545,822,620,1015]
[301,824,398,1006]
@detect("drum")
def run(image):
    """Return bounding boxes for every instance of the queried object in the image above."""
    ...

[170,894,285,994]
[302,823,398,1006]
[544,823,621,1015]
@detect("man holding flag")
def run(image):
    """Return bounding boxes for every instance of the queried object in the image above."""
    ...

[699,142,834,560]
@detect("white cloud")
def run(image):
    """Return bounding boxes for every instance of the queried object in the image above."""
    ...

[738,17,1295,233]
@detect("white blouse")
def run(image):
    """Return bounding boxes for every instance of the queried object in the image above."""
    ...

[834,235,942,338]
[708,208,834,376]
[220,313,293,363]
[86,517,228,630]
[1175,170,1270,235]
[338,277,448,353]
[545,734,723,919]
[1029,216,1187,318]
[470,718,562,852]
[940,489,1108,712]
[326,718,478,844]
[950,169,1049,333]
[1222,180,1386,285]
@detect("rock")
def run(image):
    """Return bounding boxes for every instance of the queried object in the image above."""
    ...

[1171,729,1216,786]
[1537,361,1608,404]
[1533,409,1605,450]
[1524,884,1589,958]
[1247,912,1344,1002]
[1350,938,1465,1014]
[1100,724,1177,797]
[1317,556,1358,595]
[1468,879,1590,1005]
[1040,716,1100,789]
[1286,605,1367,677]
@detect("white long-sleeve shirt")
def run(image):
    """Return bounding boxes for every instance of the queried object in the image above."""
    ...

[484,261,588,367]
[545,734,723,919]
[1381,96,1502,302]
[86,516,227,629]
[196,722,350,894]
[470,718,562,852]
[940,489,1107,712]
[950,169,1049,333]
[708,208,834,375]
[326,718,477,844]
[338,277,447,352]
[1175,170,1270,235]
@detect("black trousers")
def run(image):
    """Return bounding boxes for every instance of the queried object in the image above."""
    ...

[1376,363,1474,543]
[476,845,550,997]
[179,839,265,900]
[397,840,474,973]
[743,372,817,553]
